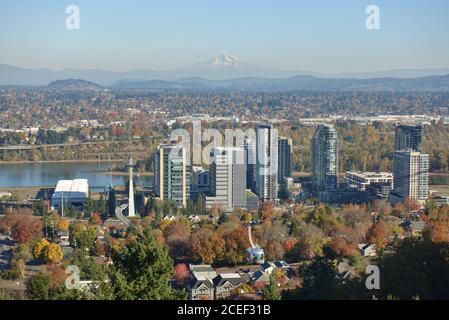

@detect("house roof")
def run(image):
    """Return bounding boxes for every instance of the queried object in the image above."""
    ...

[213,273,245,287]
[251,270,270,283]
[410,220,427,231]
[260,262,275,270]
[189,264,215,273]
[273,261,289,268]
[190,277,214,290]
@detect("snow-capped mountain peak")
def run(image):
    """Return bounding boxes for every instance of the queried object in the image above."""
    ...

[208,52,242,67]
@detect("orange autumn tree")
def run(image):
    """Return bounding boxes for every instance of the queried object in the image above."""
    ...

[426,205,449,244]
[57,219,69,231]
[10,215,43,243]
[366,220,391,250]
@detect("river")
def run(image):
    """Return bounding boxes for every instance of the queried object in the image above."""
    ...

[0,162,153,191]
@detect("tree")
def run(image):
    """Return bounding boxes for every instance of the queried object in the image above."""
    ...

[44,243,64,263]
[254,220,288,261]
[295,224,327,259]
[426,205,449,244]
[259,202,275,220]
[34,238,50,259]
[108,227,186,300]
[32,200,48,216]
[174,263,189,285]
[94,240,106,256]
[0,290,12,300]
[307,205,332,230]
[221,226,250,265]
[376,238,449,299]
[366,220,391,250]
[163,220,191,260]
[403,197,422,211]
[70,224,97,251]
[240,212,253,224]
[262,275,281,300]
[89,212,102,226]
[57,219,69,231]
[10,216,43,244]
[188,228,225,264]
[26,272,51,300]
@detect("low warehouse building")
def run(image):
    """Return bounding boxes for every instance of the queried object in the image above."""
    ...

[52,179,89,209]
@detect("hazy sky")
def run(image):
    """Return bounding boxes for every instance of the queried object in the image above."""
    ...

[1,0,448,73]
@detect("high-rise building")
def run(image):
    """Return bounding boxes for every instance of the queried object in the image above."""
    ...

[312,124,338,192]
[154,145,190,207]
[278,137,292,183]
[243,137,257,193]
[204,147,246,210]
[256,124,278,202]
[391,150,429,201]
[395,125,422,151]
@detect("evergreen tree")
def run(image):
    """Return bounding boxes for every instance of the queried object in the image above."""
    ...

[108,227,186,300]
[262,275,281,300]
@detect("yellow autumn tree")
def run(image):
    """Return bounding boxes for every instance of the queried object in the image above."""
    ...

[158,219,173,231]
[44,243,64,263]
[34,238,50,259]
[57,219,70,231]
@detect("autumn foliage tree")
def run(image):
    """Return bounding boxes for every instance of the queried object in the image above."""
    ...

[366,220,391,250]
[34,238,50,259]
[188,228,225,264]
[329,225,359,258]
[426,205,449,244]
[163,220,191,260]
[295,224,327,259]
[10,216,43,244]
[259,202,275,220]
[174,263,189,285]
[44,243,64,263]
[56,219,69,231]
[221,226,250,265]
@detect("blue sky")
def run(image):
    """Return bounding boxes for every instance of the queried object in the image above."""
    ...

[0,0,448,73]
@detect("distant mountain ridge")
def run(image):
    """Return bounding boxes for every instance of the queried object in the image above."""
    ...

[48,79,103,91]
[1,52,449,86]
[113,74,449,92]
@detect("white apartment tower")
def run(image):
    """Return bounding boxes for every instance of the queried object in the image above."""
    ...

[256,124,278,202]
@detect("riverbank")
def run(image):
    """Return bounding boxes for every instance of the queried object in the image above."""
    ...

[92,171,154,176]
[0,159,125,165]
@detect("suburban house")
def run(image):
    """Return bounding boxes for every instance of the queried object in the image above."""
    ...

[187,265,246,300]
[188,215,201,224]
[189,264,217,279]
[358,243,377,257]
[410,221,428,237]
[335,260,355,280]
[212,273,246,300]
[251,270,270,287]
[260,262,275,275]
[188,277,215,300]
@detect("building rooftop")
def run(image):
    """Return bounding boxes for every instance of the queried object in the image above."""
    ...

[54,179,89,195]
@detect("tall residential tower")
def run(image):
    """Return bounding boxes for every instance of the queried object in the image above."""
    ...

[391,150,429,202]
[395,125,422,152]
[278,137,293,183]
[312,124,338,192]
[154,145,190,207]
[256,124,278,202]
